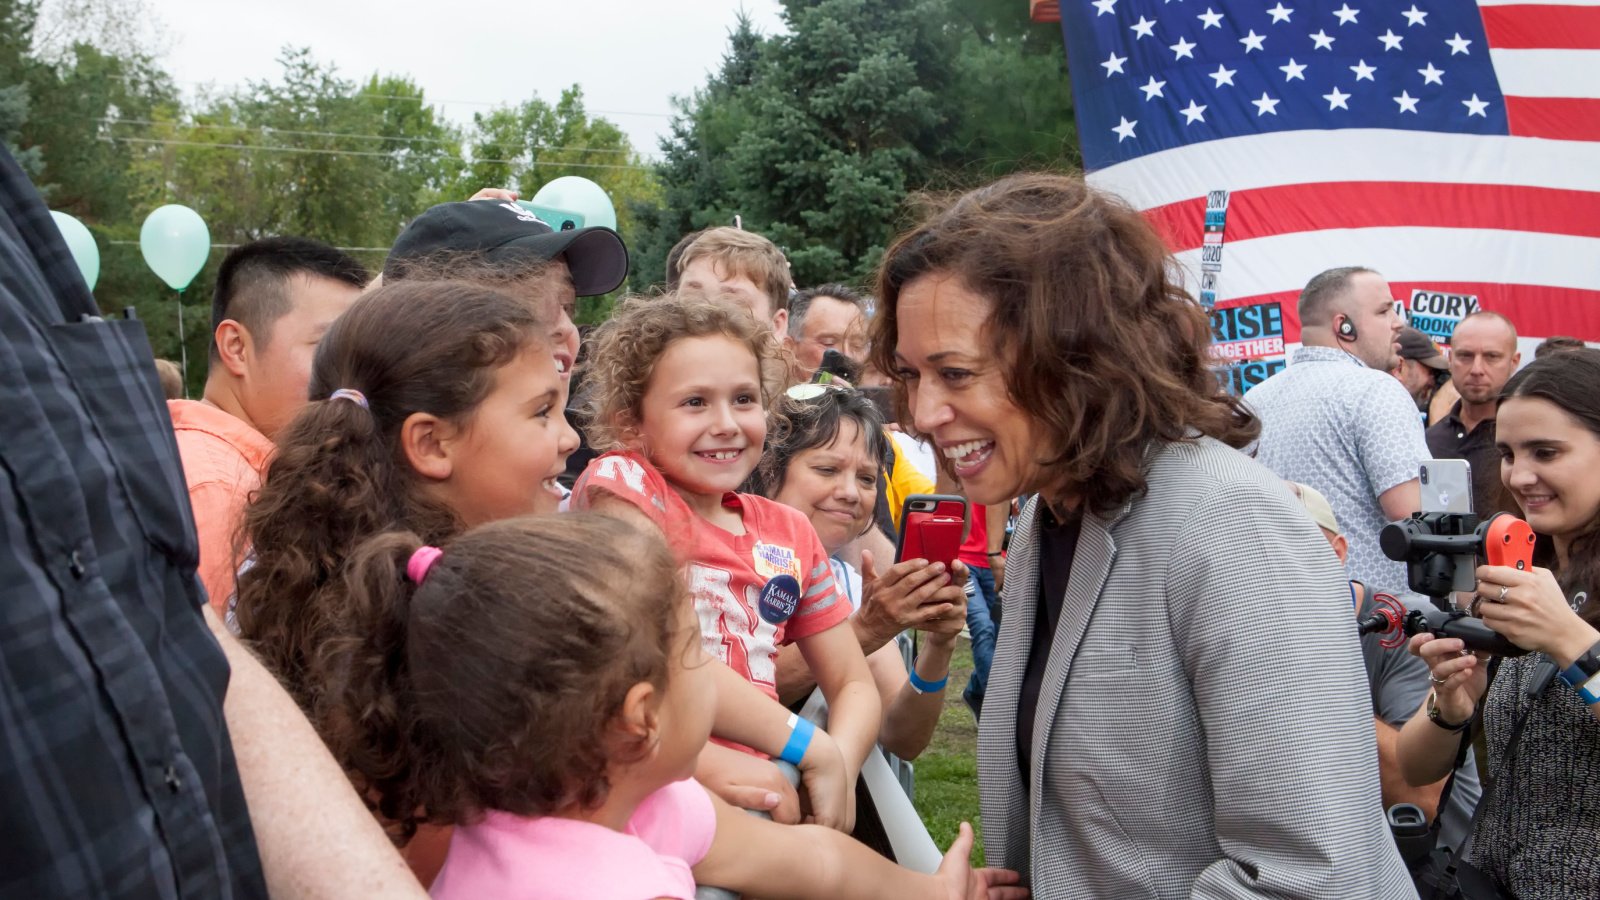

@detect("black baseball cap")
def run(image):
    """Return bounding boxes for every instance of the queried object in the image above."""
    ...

[1397,326,1449,370]
[383,200,629,296]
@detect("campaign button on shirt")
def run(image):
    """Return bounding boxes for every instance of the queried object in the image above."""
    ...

[758,575,801,624]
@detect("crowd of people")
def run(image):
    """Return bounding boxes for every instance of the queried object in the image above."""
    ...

[5,137,1599,900]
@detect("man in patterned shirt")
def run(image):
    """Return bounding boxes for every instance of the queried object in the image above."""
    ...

[1244,267,1428,592]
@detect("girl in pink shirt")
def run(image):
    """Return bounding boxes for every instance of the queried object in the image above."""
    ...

[327,513,1025,900]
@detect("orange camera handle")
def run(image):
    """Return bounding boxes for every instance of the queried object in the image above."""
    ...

[1483,513,1537,571]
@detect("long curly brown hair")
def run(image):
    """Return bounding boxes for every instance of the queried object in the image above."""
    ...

[321,514,685,842]
[581,292,789,451]
[868,172,1259,514]
[234,280,548,716]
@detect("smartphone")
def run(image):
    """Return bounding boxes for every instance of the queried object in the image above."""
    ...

[1420,458,1476,596]
[814,348,860,385]
[1420,459,1473,515]
[895,494,970,570]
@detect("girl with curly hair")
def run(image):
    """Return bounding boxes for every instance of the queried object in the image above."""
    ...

[573,294,881,819]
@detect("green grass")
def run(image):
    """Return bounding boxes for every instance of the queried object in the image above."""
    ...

[910,640,986,866]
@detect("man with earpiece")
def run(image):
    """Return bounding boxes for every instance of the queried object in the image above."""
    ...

[1243,266,1430,593]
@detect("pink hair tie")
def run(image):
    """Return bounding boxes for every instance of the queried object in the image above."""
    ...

[328,388,369,408]
[406,546,444,584]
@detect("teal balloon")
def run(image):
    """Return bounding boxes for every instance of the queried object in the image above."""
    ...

[50,211,100,290]
[140,204,211,290]
[531,176,618,231]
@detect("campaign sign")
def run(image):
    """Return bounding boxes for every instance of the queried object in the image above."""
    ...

[758,574,800,625]
[1408,290,1479,345]
[1211,300,1286,395]
[1219,358,1288,395]
[1199,272,1219,311]
[1209,301,1285,362]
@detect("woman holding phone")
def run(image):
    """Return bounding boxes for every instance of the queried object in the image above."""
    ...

[1398,349,1600,898]
[868,173,1413,897]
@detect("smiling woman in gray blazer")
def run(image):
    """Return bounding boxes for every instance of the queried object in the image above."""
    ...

[868,173,1415,898]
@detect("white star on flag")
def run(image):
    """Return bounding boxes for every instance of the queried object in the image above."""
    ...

[1311,30,1335,50]
[1239,30,1266,52]
[1113,116,1138,142]
[1210,64,1238,87]
[1402,5,1427,27]
[1170,36,1198,59]
[1197,7,1224,29]
[1333,4,1359,25]
[1379,29,1404,51]
[1463,93,1489,117]
[1446,32,1472,55]
[1130,16,1157,39]
[1266,3,1293,24]
[1180,99,1207,124]
[1350,59,1376,81]
[1418,62,1444,85]
[1140,76,1167,100]
[1102,52,1128,76]
[1279,58,1307,81]
[1323,86,1351,110]
[1252,92,1281,116]
[1394,90,1420,113]
[1092,0,1117,16]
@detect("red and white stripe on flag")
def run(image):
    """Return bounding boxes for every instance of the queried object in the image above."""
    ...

[1085,0,1600,348]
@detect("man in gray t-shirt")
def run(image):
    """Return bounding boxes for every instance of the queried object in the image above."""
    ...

[1358,588,1481,852]
[1289,481,1480,853]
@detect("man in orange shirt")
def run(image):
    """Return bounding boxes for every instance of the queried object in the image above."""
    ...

[169,237,368,613]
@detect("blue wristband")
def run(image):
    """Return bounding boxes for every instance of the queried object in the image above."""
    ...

[908,669,948,694]
[779,714,814,766]
[1563,665,1600,705]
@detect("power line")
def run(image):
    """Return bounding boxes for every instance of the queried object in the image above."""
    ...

[108,73,676,118]
[101,136,655,171]
[93,117,638,155]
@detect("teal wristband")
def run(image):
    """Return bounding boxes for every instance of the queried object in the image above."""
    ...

[908,669,948,694]
[779,714,813,765]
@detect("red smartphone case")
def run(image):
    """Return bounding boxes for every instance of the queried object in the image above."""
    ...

[895,494,969,568]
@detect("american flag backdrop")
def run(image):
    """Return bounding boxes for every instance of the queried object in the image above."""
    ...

[1055,0,1600,389]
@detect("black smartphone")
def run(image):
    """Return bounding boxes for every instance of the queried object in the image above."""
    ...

[815,349,860,384]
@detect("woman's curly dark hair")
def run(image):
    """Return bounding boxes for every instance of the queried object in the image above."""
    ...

[868,172,1258,514]
[747,387,891,503]
[323,514,686,842]
[234,280,548,717]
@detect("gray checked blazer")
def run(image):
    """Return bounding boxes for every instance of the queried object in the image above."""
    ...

[977,437,1416,899]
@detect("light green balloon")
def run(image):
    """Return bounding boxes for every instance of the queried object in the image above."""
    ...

[50,210,100,291]
[532,176,618,231]
[140,204,211,290]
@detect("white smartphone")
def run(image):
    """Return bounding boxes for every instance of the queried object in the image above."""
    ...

[1420,458,1473,515]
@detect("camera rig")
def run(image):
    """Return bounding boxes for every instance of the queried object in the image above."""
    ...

[1360,511,1538,656]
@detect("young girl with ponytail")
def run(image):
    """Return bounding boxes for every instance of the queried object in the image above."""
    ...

[327,513,1023,900]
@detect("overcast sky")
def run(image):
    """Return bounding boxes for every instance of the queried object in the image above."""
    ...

[136,0,788,158]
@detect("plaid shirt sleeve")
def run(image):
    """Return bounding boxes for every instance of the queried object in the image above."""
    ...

[0,145,267,898]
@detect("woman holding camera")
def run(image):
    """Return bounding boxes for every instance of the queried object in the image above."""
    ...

[869,173,1412,897]
[1399,349,1600,898]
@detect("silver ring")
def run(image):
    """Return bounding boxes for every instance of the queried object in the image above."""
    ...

[1430,674,1448,685]
[1497,585,1510,603]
